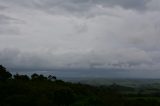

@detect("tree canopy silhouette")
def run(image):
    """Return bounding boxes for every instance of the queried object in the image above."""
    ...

[0,65,12,80]
[0,65,160,106]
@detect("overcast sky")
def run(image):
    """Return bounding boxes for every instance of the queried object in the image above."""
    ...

[0,0,160,74]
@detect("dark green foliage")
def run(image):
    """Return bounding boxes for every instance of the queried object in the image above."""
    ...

[0,65,160,106]
[0,65,12,81]
[48,75,56,81]
[14,74,30,81]
[31,73,47,81]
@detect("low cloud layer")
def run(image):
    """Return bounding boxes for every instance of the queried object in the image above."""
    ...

[0,0,160,73]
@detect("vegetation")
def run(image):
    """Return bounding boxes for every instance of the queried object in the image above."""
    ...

[1,65,160,106]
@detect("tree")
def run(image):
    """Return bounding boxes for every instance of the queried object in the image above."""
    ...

[48,75,56,81]
[14,74,30,81]
[31,73,47,81]
[38,74,47,81]
[31,73,39,80]
[0,65,12,80]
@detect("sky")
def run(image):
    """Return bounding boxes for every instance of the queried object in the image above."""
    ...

[0,0,160,77]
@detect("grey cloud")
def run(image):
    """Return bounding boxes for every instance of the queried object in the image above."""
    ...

[0,48,50,69]
[0,48,156,71]
[0,0,160,74]
[0,27,19,35]
[146,0,160,11]
[0,0,149,17]
[0,48,20,67]
[95,0,148,10]
[0,14,21,35]
[38,0,147,10]
[34,0,149,17]
[0,5,6,10]
[0,14,17,24]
